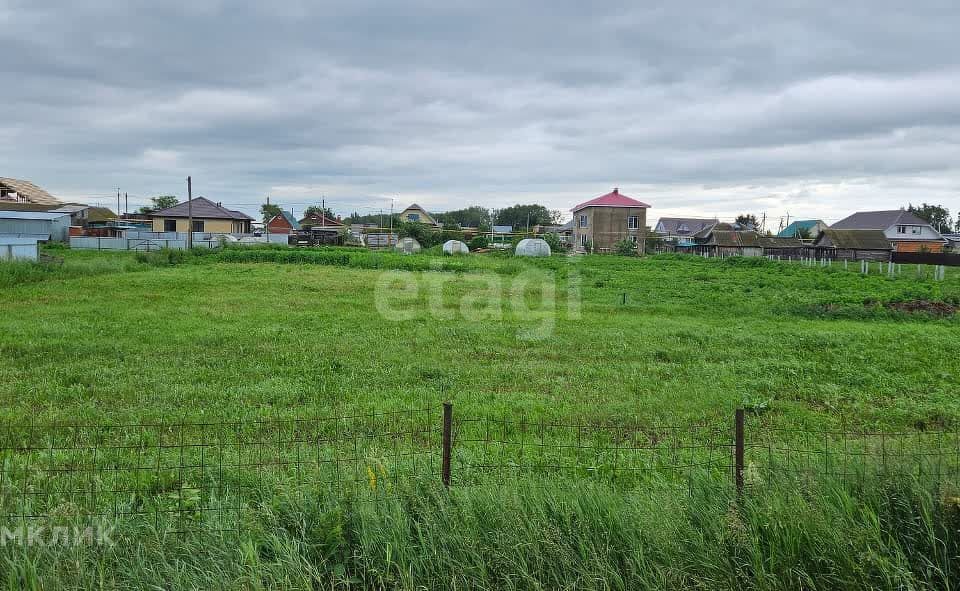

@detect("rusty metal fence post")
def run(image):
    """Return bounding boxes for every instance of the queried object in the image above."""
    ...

[735,408,745,497]
[442,402,453,488]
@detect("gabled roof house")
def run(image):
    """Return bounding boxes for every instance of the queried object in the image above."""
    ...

[266,210,300,234]
[654,217,718,242]
[811,228,893,261]
[831,210,946,253]
[148,197,253,234]
[399,203,439,226]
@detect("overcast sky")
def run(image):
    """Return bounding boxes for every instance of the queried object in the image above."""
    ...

[3,1,960,227]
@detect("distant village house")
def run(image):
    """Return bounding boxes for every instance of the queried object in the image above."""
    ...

[572,188,650,253]
[148,197,253,233]
[831,210,946,253]
[399,203,439,226]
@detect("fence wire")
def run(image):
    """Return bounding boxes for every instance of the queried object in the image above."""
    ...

[0,408,439,534]
[0,406,957,534]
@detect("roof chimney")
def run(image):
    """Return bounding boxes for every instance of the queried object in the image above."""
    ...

[613,188,619,194]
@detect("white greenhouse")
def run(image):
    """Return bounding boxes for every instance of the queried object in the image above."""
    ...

[395,237,422,254]
[442,240,469,255]
[514,238,551,257]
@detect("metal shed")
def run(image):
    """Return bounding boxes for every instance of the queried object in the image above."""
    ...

[0,235,42,261]
[0,211,71,242]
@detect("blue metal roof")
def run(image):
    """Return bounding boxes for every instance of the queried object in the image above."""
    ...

[0,210,70,220]
[281,210,299,229]
[777,220,822,238]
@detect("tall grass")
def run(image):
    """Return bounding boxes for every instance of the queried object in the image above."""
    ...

[0,251,147,289]
[1,473,956,590]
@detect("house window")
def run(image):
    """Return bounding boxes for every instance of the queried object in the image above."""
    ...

[631,235,638,244]
[897,225,922,235]
[163,219,177,232]
[192,220,204,232]
[628,216,639,229]
[407,213,420,222]
[677,223,689,233]
[579,215,588,228]
[580,233,588,246]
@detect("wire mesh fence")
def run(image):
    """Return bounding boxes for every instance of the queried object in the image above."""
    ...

[0,404,958,534]
[451,413,733,491]
[745,424,960,492]
[0,408,439,534]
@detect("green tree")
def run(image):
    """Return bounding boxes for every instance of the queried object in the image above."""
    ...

[137,195,179,214]
[468,235,489,250]
[735,214,759,229]
[494,204,560,229]
[303,205,336,221]
[397,221,441,247]
[434,206,492,228]
[439,222,464,243]
[906,203,952,232]
[343,212,400,226]
[542,232,565,253]
[261,202,282,223]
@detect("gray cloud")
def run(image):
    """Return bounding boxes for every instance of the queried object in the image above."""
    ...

[2,0,959,222]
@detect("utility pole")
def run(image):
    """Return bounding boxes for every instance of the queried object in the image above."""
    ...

[760,212,767,234]
[388,198,394,246]
[117,188,121,219]
[187,176,193,249]
[124,192,128,217]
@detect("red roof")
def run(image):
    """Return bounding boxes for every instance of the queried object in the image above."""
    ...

[571,188,650,212]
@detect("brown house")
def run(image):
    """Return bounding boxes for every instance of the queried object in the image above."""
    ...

[266,211,300,234]
[811,229,892,261]
[572,188,650,253]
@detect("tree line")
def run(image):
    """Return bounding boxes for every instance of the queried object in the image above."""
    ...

[135,195,960,234]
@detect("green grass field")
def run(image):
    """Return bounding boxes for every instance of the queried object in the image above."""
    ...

[1,247,959,589]
[3,247,959,428]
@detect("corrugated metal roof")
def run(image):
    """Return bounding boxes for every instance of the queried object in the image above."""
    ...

[777,220,825,238]
[0,178,62,205]
[0,210,71,220]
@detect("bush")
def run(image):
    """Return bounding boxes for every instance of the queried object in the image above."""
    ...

[468,235,490,250]
[398,221,441,248]
[542,233,565,253]
[615,239,638,256]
